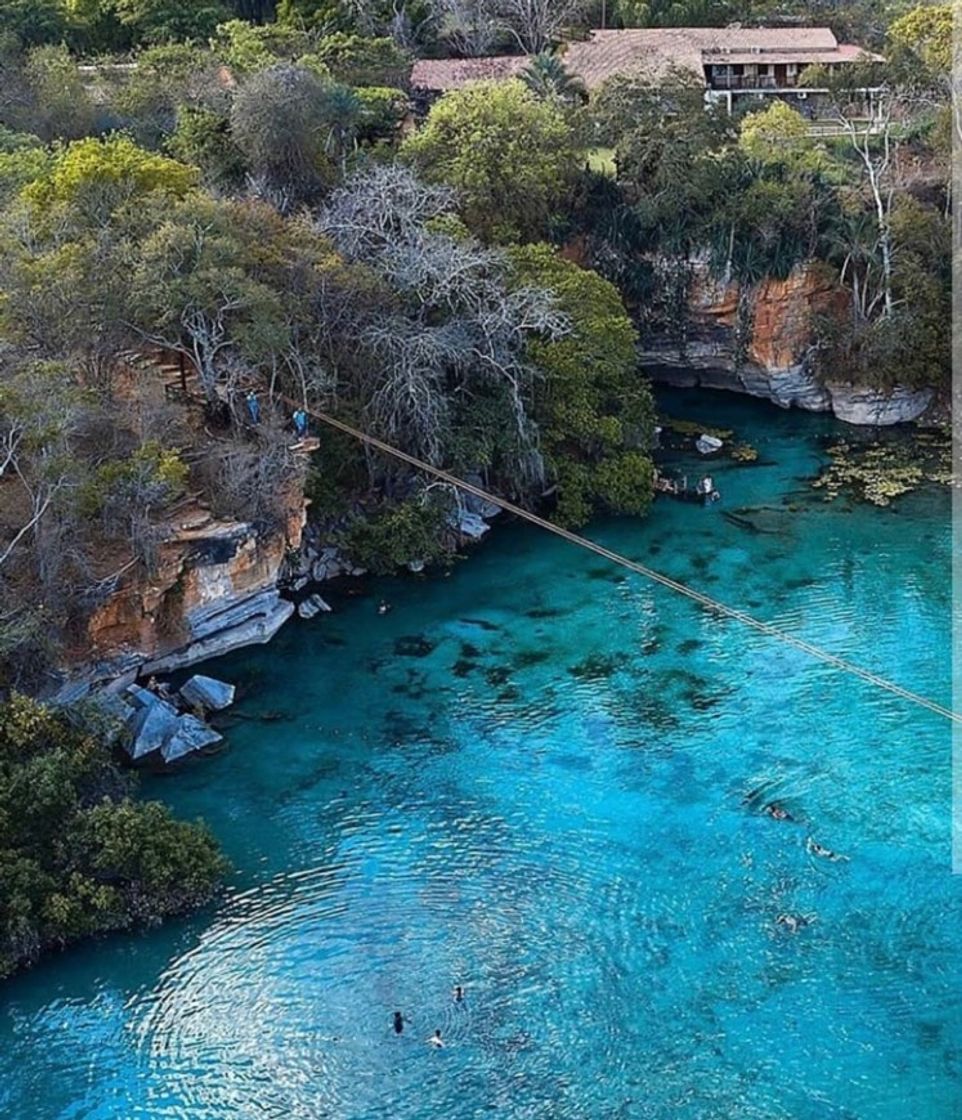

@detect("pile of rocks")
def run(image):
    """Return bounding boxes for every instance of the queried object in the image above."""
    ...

[116,674,235,765]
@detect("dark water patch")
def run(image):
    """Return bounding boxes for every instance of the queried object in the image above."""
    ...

[319,633,348,647]
[497,687,521,703]
[641,637,661,656]
[676,639,702,655]
[526,607,564,619]
[785,576,818,591]
[459,617,500,631]
[514,649,551,669]
[648,544,662,556]
[460,642,482,659]
[452,659,477,678]
[689,555,710,572]
[485,666,512,686]
[588,565,617,580]
[569,652,629,680]
[394,634,436,658]
[624,693,681,731]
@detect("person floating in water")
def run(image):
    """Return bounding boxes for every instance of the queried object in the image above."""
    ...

[776,913,814,934]
[764,801,794,822]
[452,985,464,1002]
[393,1011,406,1035]
[377,600,392,616]
[427,1029,444,1048]
[807,837,849,862]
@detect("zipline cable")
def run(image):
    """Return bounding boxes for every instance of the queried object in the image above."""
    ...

[300,404,960,726]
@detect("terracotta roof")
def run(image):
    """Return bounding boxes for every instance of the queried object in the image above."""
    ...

[410,27,881,92]
[410,55,529,90]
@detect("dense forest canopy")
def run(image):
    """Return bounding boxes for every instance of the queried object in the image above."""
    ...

[0,0,950,974]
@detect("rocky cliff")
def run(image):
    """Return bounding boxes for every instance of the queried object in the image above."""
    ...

[641,264,933,426]
[75,497,305,687]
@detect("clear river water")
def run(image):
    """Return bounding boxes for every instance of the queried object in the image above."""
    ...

[0,389,958,1120]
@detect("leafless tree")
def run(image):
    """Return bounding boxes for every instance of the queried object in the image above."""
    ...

[432,0,502,56]
[319,165,569,474]
[494,0,591,54]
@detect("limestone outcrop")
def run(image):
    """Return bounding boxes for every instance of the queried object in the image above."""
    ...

[642,264,931,425]
[79,497,305,685]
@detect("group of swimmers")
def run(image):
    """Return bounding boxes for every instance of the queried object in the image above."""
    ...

[757,798,848,934]
[393,986,464,1049]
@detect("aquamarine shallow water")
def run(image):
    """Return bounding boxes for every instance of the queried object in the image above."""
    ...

[1,389,958,1120]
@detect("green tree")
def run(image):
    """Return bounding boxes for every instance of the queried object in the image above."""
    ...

[508,243,655,526]
[402,79,578,243]
[230,63,359,207]
[520,52,587,104]
[112,0,231,43]
[167,106,246,187]
[738,100,819,170]
[888,4,951,76]
[306,32,409,87]
[21,135,197,227]
[0,0,66,47]
[211,18,309,74]
[0,694,227,979]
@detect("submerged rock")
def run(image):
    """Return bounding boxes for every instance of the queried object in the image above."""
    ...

[298,594,332,619]
[179,675,235,712]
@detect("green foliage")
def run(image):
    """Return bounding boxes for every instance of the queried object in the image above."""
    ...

[111,0,231,44]
[354,86,408,143]
[0,694,227,979]
[888,4,951,75]
[81,441,188,518]
[0,0,66,48]
[520,52,586,104]
[738,101,819,170]
[167,106,246,187]
[402,80,579,243]
[308,33,409,87]
[615,0,736,27]
[341,497,449,574]
[507,243,655,526]
[211,18,309,73]
[22,135,197,222]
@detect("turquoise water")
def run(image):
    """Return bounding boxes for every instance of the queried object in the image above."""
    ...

[1,389,958,1120]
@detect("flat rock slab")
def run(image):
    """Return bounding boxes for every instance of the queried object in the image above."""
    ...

[179,675,235,712]
[161,714,223,764]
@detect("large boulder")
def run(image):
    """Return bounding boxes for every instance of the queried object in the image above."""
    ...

[125,691,181,761]
[826,383,933,426]
[179,674,235,712]
[161,714,223,764]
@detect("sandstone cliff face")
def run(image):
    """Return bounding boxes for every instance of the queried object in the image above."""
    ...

[642,263,932,425]
[78,498,305,685]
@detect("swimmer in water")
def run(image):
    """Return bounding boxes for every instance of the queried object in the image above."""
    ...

[427,1029,444,1048]
[393,1011,406,1034]
[764,802,793,822]
[377,600,392,616]
[807,837,849,862]
[452,985,464,1002]
[776,913,814,934]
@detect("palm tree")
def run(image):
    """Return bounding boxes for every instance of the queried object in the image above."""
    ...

[520,53,587,105]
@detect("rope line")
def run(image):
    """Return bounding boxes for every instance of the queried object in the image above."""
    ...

[302,405,959,726]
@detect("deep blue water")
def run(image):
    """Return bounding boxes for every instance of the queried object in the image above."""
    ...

[1,389,958,1120]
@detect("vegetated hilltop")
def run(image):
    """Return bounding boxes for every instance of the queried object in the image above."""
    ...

[0,0,950,692]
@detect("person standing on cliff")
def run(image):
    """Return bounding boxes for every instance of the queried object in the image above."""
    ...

[246,390,260,425]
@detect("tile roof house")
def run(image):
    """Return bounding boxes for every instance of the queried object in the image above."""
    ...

[410,27,883,113]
